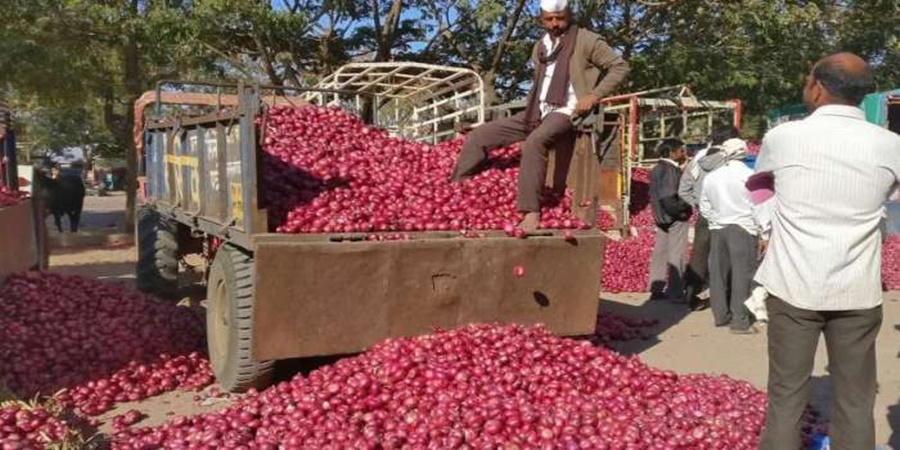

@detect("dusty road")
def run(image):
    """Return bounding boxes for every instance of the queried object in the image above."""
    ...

[44,194,900,447]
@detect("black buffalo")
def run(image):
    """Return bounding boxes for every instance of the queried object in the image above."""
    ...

[36,170,86,233]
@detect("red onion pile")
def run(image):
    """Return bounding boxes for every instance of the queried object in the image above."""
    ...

[625,168,655,228]
[602,228,657,293]
[113,323,824,449]
[0,272,213,416]
[0,403,82,449]
[0,185,26,208]
[883,234,900,290]
[260,106,588,234]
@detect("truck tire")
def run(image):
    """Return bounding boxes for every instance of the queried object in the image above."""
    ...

[136,207,178,298]
[206,244,274,392]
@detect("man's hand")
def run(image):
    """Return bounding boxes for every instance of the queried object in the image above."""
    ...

[573,93,600,117]
[758,239,769,259]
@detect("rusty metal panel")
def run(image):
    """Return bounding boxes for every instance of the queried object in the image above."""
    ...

[251,233,604,361]
[184,129,202,214]
[0,200,39,281]
[224,124,243,231]
[201,127,223,220]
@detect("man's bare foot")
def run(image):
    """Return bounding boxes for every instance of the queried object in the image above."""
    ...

[518,212,540,233]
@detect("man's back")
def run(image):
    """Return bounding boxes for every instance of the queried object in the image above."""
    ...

[649,160,682,226]
[701,160,756,233]
[755,105,900,309]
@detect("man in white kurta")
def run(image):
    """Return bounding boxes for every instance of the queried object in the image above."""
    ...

[756,53,900,450]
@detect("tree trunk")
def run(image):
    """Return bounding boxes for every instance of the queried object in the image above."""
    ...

[122,28,142,232]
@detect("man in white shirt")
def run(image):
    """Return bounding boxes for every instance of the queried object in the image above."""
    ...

[699,138,759,333]
[678,126,740,311]
[755,53,900,450]
[450,0,629,231]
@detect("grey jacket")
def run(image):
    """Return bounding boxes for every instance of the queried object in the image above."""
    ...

[678,149,728,206]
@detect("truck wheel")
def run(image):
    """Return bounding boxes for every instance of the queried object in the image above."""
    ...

[206,244,274,392]
[136,207,178,298]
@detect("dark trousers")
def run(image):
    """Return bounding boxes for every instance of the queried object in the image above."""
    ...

[648,221,687,298]
[683,215,711,299]
[760,297,882,450]
[709,225,757,329]
[450,111,575,212]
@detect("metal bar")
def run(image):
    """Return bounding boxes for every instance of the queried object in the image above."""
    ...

[408,76,477,102]
[626,97,639,227]
[598,85,687,104]
[216,122,229,223]
[731,99,743,129]
[405,71,470,99]
[155,79,375,99]
[239,85,263,235]
[410,107,481,128]
[325,65,380,91]
[375,68,439,98]
[412,88,479,114]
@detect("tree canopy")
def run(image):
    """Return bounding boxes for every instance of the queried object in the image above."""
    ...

[0,0,897,223]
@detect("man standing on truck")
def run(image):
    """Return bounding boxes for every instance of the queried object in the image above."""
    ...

[450,0,629,231]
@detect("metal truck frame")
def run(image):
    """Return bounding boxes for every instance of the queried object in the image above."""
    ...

[487,85,741,230]
[135,74,604,392]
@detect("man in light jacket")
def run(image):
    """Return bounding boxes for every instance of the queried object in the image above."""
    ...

[450,0,629,231]
[699,138,759,334]
[756,53,900,450]
[678,126,740,311]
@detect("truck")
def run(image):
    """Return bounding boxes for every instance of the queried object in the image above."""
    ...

[134,64,605,392]
[766,89,900,133]
[0,103,48,281]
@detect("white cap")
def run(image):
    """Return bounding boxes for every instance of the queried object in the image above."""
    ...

[540,0,568,12]
[721,138,748,158]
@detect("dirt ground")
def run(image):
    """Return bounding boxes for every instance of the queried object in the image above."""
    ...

[44,194,900,447]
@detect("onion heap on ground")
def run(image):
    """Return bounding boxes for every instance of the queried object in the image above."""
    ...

[0,402,83,449]
[113,323,823,449]
[0,272,213,416]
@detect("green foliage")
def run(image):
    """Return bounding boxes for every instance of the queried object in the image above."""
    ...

[1,0,897,153]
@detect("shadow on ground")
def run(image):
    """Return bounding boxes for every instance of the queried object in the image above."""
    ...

[598,294,692,355]
[46,210,125,234]
[50,262,136,286]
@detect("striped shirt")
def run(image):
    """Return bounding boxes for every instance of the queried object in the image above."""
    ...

[754,105,900,311]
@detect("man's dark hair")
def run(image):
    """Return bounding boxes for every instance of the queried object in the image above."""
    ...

[813,58,876,105]
[709,126,740,146]
[657,138,684,158]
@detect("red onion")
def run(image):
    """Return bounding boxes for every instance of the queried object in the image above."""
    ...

[0,403,82,448]
[602,227,656,293]
[0,185,26,208]
[259,106,589,234]
[112,323,823,449]
[0,272,213,416]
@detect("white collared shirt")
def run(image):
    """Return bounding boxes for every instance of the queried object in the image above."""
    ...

[538,34,577,118]
[754,104,900,311]
[700,160,759,235]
